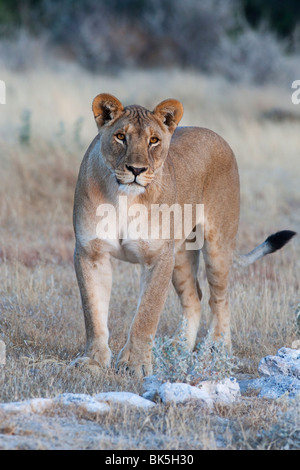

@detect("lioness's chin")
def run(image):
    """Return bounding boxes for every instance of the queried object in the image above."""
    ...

[118,183,146,195]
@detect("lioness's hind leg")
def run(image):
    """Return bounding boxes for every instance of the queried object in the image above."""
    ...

[172,245,202,350]
[202,237,234,350]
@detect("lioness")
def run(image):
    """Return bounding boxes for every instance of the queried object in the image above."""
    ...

[73,93,295,377]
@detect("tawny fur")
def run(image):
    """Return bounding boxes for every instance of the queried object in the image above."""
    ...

[72,93,293,377]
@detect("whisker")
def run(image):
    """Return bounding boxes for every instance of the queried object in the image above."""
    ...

[151,178,168,191]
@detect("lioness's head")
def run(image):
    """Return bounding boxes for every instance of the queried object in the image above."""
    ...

[92,94,183,194]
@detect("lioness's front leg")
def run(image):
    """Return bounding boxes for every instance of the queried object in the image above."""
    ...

[116,242,175,377]
[74,245,112,367]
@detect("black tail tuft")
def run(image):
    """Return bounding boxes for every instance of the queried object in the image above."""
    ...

[265,230,297,253]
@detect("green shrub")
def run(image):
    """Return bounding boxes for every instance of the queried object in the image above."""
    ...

[153,320,235,384]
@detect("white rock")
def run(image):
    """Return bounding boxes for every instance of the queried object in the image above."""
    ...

[238,375,300,399]
[258,375,300,399]
[0,401,34,414]
[29,398,53,413]
[291,340,300,349]
[95,391,155,409]
[0,398,53,414]
[143,375,162,401]
[159,382,214,408]
[54,393,110,414]
[158,378,240,408]
[277,347,300,361]
[201,377,241,404]
[258,348,300,379]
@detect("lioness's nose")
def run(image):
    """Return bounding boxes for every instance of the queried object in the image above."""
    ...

[126,165,147,176]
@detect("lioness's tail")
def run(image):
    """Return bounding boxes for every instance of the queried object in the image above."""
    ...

[234,230,296,267]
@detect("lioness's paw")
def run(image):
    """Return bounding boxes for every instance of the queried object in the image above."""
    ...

[69,346,112,371]
[116,359,152,378]
[68,356,102,373]
[115,346,152,378]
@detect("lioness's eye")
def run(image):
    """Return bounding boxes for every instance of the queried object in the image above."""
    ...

[115,133,126,142]
[149,136,159,145]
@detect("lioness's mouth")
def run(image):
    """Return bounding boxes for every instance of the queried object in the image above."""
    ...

[116,178,148,195]
[116,177,147,189]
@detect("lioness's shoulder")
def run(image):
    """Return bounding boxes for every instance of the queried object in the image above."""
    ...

[172,126,224,141]
[171,126,232,153]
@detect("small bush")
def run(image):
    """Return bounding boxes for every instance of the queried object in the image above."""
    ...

[153,320,235,384]
[214,26,290,84]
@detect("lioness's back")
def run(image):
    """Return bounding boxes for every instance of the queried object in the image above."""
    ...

[168,126,239,205]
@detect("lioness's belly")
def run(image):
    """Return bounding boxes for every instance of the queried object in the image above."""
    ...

[101,235,187,265]
[108,238,141,263]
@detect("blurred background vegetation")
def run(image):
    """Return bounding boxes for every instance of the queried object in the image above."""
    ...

[0,0,299,84]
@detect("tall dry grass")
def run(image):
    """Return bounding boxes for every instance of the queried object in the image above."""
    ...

[0,61,299,448]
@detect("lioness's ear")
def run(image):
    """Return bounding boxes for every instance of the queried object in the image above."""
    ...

[153,99,184,133]
[92,93,124,129]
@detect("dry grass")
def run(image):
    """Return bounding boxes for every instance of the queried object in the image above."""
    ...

[0,61,299,449]
[0,396,297,450]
